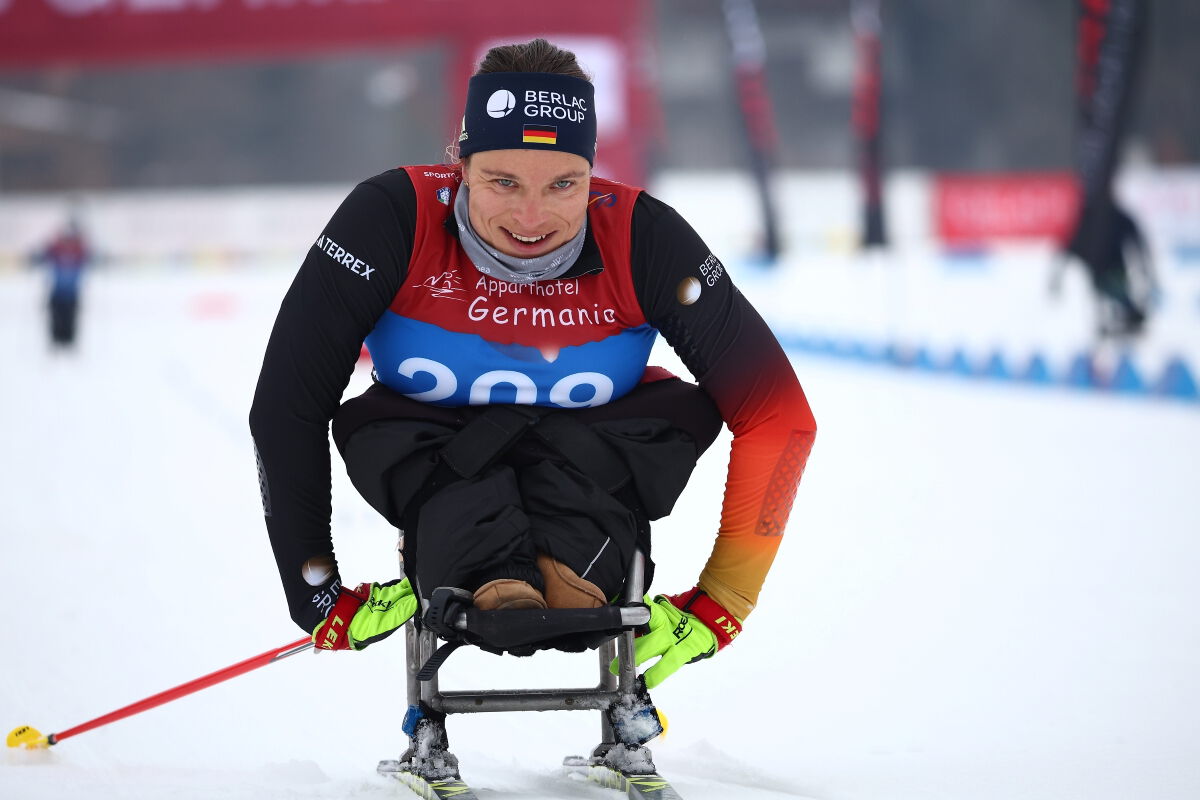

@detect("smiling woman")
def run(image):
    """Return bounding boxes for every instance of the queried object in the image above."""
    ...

[449,58,599,278]
[248,37,816,770]
[459,150,591,261]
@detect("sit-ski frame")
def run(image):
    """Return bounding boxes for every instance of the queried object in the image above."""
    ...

[378,549,685,799]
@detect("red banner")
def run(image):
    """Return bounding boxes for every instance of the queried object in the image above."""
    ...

[0,1,635,67]
[0,0,657,183]
[934,173,1081,244]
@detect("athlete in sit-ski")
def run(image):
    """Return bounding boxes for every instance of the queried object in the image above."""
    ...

[250,39,816,690]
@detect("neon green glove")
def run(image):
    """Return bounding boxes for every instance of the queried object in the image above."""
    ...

[611,589,741,689]
[312,578,417,651]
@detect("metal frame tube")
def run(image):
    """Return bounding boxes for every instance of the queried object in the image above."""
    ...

[413,549,649,719]
[435,688,622,714]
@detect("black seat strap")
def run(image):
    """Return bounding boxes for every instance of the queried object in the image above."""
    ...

[528,413,631,494]
[438,404,547,480]
[416,641,463,681]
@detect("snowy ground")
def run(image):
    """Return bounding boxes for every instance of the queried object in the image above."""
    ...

[2,262,1199,800]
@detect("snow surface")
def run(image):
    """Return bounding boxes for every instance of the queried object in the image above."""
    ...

[2,255,1199,800]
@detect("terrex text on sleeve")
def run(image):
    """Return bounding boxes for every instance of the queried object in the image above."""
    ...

[315,235,375,280]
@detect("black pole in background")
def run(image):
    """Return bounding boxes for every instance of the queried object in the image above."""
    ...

[1072,0,1147,206]
[722,0,783,265]
[852,0,887,249]
[1065,0,1153,337]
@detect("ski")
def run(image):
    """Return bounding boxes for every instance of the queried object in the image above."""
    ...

[564,754,685,800]
[378,759,481,800]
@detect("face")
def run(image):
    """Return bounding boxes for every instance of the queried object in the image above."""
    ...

[462,149,591,258]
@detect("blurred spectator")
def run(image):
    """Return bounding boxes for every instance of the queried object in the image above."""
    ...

[32,214,93,351]
[1088,204,1157,339]
[1055,202,1158,339]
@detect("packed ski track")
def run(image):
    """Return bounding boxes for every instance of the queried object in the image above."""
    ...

[3,259,1198,800]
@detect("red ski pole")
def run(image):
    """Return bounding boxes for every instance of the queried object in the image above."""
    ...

[7,636,313,749]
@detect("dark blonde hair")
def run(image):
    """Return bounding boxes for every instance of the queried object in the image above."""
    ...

[474,38,591,82]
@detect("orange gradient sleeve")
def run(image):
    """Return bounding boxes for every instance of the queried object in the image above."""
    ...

[697,340,816,620]
[632,194,817,622]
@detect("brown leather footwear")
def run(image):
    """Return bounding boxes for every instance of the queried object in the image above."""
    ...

[473,579,547,611]
[536,552,606,609]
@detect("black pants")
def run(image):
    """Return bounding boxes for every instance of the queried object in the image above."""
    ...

[332,378,722,601]
[48,291,79,346]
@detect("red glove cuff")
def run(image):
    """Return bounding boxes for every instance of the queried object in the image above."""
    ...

[663,587,742,650]
[313,582,370,651]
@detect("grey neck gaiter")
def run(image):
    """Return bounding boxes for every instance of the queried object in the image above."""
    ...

[453,183,586,284]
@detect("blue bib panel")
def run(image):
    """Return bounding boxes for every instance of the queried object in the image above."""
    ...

[366,313,657,408]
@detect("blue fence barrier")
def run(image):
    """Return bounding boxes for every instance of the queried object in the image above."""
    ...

[777,332,1199,406]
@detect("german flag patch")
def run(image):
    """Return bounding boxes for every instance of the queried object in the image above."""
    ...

[522,124,558,145]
